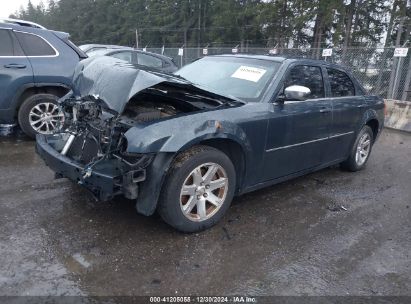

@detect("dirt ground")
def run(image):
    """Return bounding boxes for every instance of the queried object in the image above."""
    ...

[0,129,410,296]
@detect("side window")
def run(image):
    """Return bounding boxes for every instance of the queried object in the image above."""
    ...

[15,31,56,56]
[110,51,132,63]
[137,53,163,68]
[0,30,13,56]
[0,29,24,56]
[284,65,325,99]
[327,68,355,97]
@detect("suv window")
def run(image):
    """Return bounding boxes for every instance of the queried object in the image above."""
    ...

[284,65,324,99]
[15,31,56,56]
[137,53,163,68]
[110,51,132,63]
[0,29,24,56]
[0,30,13,56]
[327,68,355,97]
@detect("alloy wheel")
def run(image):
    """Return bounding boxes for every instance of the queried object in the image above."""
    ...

[355,133,371,166]
[28,102,64,134]
[180,162,229,222]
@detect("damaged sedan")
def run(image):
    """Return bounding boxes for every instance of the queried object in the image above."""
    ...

[36,55,384,232]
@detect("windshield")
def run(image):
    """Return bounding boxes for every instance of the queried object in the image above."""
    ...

[175,56,281,102]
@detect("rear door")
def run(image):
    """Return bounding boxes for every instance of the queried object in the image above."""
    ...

[263,64,332,181]
[323,67,362,162]
[0,28,33,121]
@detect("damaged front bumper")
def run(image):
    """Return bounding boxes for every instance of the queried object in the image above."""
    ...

[36,133,152,201]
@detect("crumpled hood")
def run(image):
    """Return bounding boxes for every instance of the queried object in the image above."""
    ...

[71,56,238,113]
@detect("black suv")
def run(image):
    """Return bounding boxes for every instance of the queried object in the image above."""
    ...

[0,18,86,138]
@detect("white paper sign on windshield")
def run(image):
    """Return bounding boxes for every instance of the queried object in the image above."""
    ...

[231,66,267,82]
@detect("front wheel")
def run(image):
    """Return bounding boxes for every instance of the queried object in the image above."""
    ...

[341,125,374,171]
[158,145,236,233]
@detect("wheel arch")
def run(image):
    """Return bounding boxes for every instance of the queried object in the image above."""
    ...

[365,118,379,140]
[14,84,70,117]
[135,136,248,216]
[196,138,246,194]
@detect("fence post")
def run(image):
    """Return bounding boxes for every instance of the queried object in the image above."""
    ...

[401,56,411,101]
[392,57,402,99]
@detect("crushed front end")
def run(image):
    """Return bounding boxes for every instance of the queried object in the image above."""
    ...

[36,56,241,204]
[36,95,153,201]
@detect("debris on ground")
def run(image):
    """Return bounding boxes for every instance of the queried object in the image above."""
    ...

[327,203,348,212]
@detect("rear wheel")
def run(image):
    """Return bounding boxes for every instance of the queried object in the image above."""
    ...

[341,125,374,171]
[158,145,236,233]
[18,94,64,138]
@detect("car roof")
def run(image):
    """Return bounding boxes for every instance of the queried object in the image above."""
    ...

[209,54,352,71]
[214,54,287,62]
[104,48,174,61]
[0,19,71,41]
[0,18,46,29]
[79,44,133,51]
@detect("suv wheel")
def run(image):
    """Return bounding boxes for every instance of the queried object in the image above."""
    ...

[18,94,64,138]
[341,125,374,171]
[158,145,236,233]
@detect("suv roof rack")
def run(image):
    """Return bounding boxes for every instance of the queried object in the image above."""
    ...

[0,18,46,29]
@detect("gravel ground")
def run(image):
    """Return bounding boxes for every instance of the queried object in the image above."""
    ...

[0,129,410,297]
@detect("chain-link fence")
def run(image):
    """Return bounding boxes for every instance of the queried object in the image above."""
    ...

[144,46,411,101]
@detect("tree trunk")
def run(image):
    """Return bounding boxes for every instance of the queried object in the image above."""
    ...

[311,10,324,59]
[342,0,356,60]
[388,8,406,99]
[401,57,411,101]
[376,0,399,96]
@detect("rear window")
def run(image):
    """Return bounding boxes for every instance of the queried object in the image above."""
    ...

[15,31,56,56]
[137,53,163,68]
[110,51,132,63]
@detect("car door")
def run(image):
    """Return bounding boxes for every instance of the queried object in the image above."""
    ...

[14,30,77,85]
[262,64,332,181]
[0,28,33,122]
[323,67,362,162]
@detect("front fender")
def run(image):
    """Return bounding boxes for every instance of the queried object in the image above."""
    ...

[124,113,253,216]
[124,115,252,155]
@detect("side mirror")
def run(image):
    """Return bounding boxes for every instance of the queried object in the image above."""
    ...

[284,85,311,101]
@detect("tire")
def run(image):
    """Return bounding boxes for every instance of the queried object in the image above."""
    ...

[340,125,374,172]
[18,93,64,139]
[158,145,236,233]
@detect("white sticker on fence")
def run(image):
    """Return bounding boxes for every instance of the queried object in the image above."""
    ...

[232,48,238,54]
[203,48,208,55]
[178,48,184,56]
[231,66,267,82]
[394,48,408,57]
[322,49,333,57]
[142,47,147,52]
[269,49,278,55]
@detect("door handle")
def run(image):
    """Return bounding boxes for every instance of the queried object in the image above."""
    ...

[4,63,26,69]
